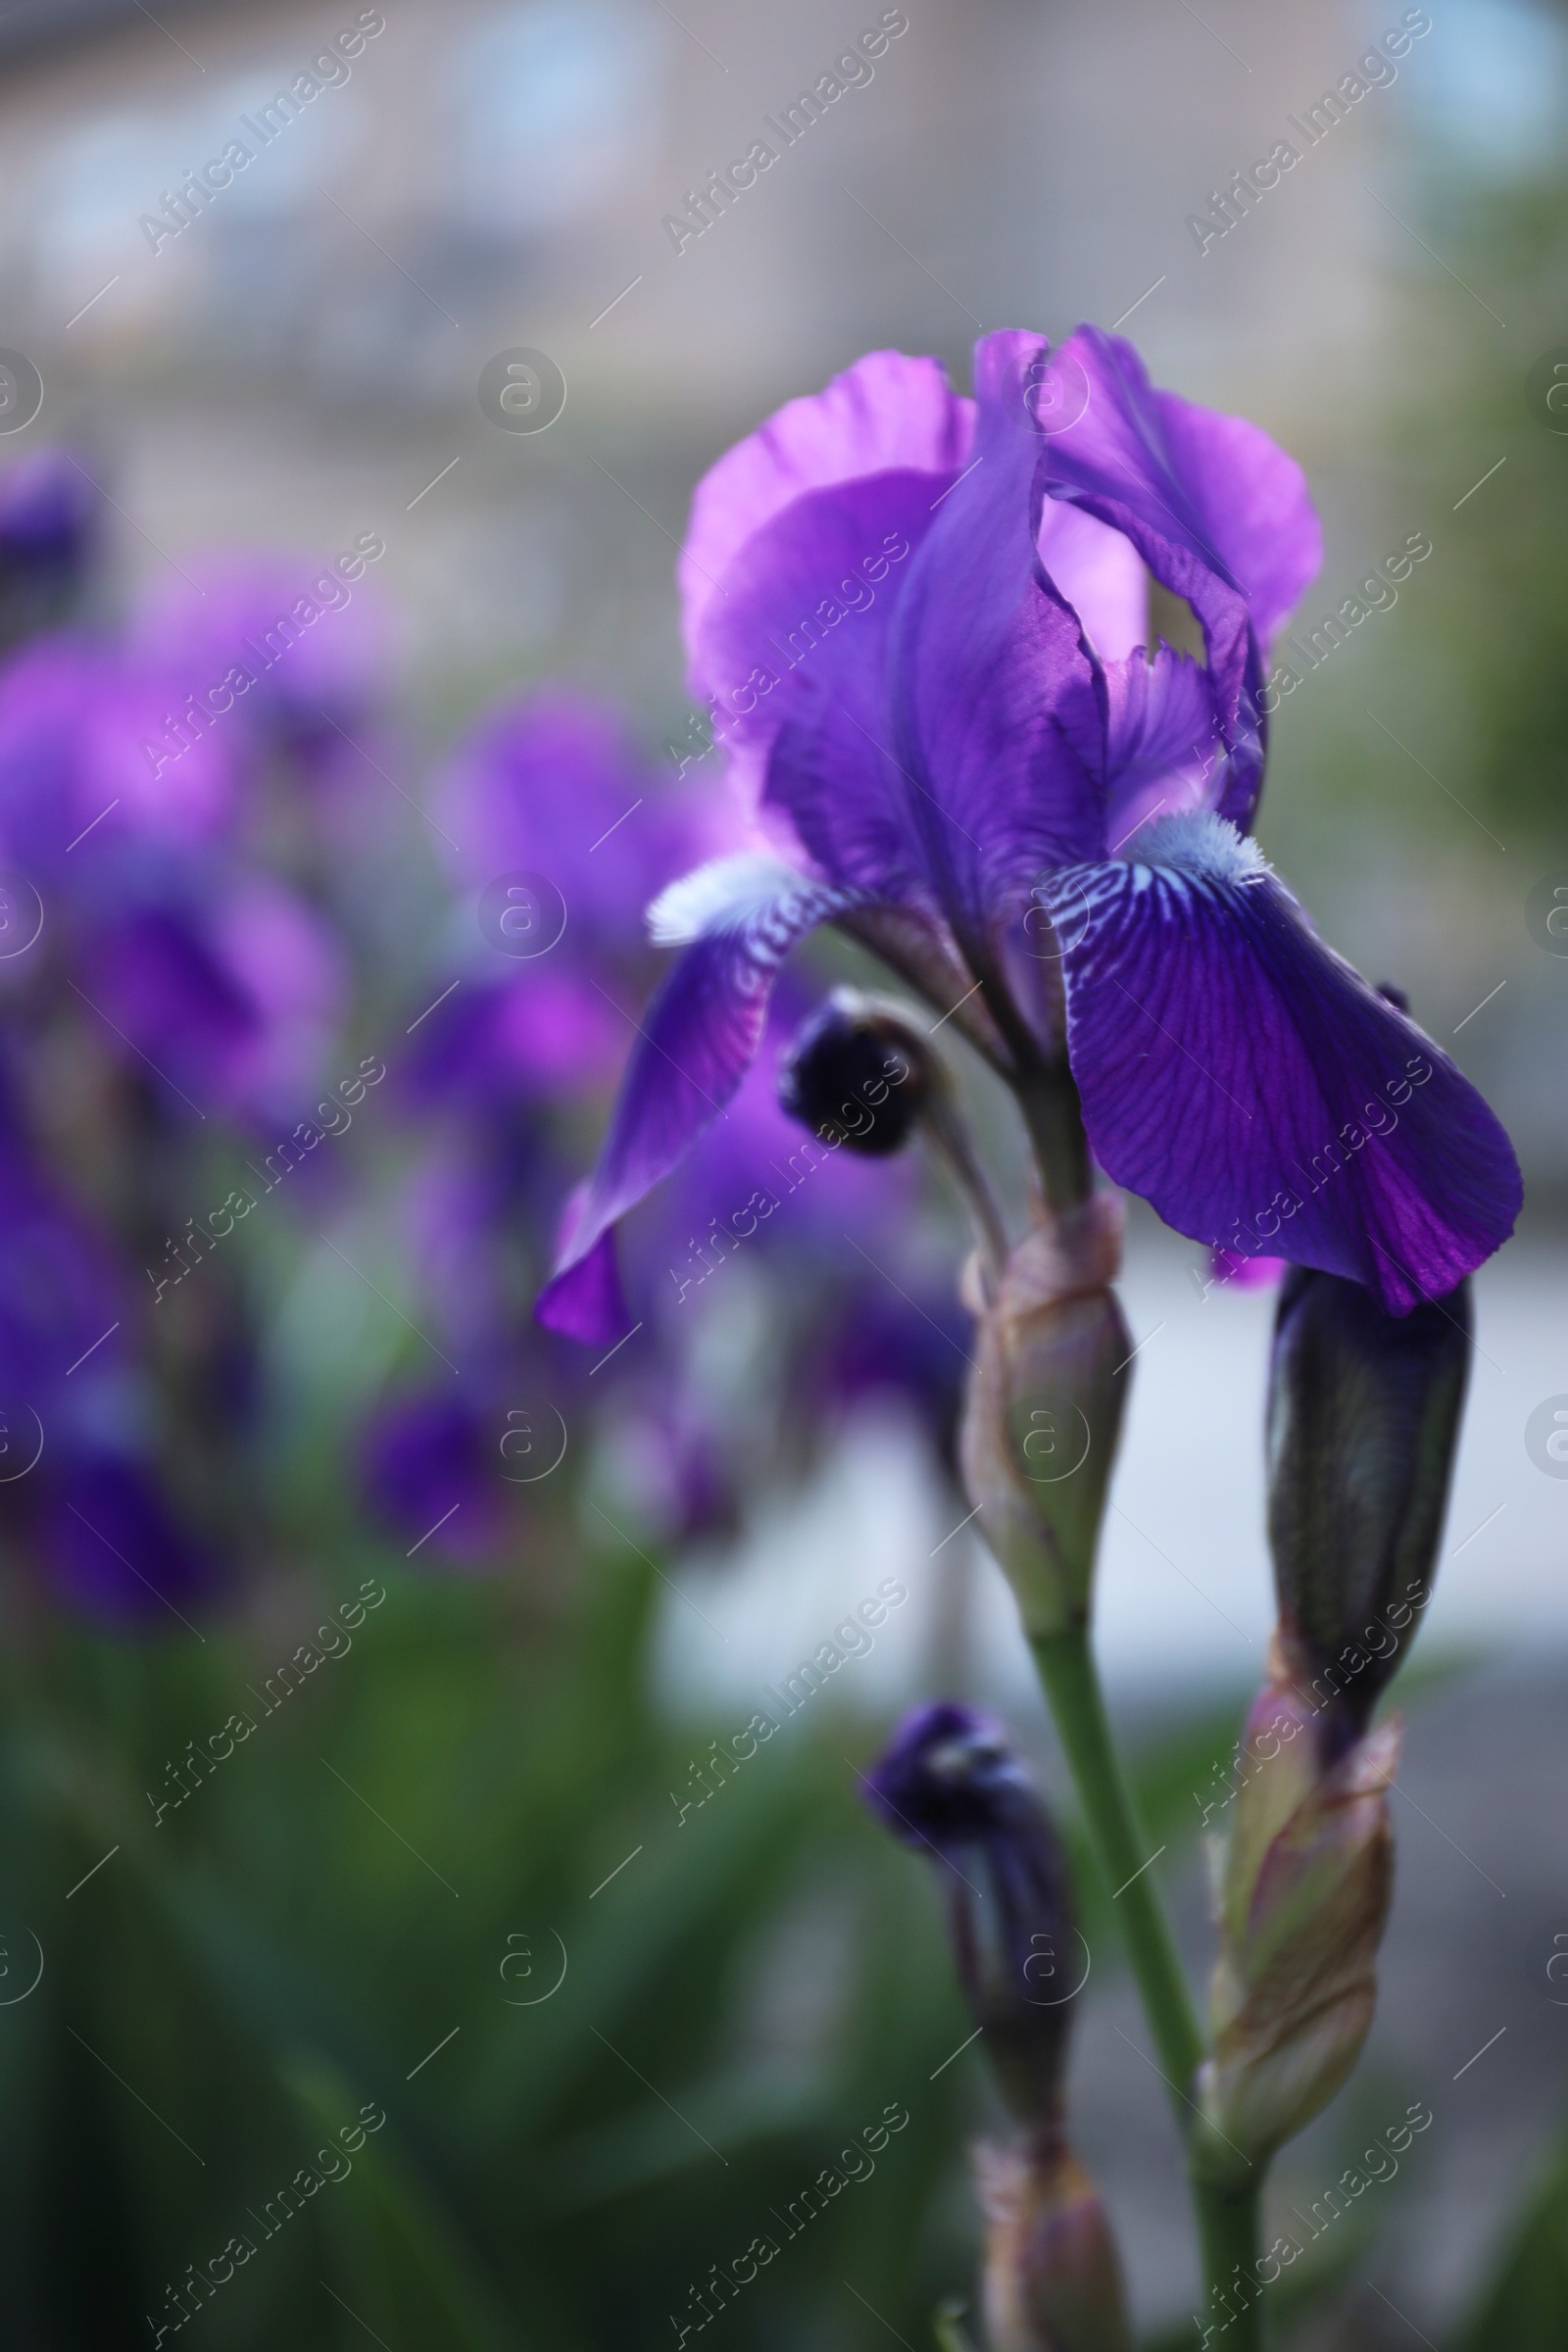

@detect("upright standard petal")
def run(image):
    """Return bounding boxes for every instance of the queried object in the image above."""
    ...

[1100,645,1228,851]
[884,331,1106,942]
[1041,816,1520,1313]
[682,353,975,856]
[1042,327,1321,827]
[680,348,973,674]
[699,470,941,892]
[536,857,854,1342]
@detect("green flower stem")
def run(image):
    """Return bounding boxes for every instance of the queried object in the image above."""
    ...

[1010,1059,1092,1214]
[1030,1628,1203,2105]
[1030,1629,1265,2338]
[1007,1071,1270,2332]
[1196,2182,1265,2348]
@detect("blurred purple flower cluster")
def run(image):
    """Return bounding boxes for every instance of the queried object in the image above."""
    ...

[0,449,964,1624]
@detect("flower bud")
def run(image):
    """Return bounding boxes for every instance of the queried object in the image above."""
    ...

[974,2139,1132,2352]
[777,987,931,1155]
[1267,1267,1470,1744]
[863,1702,1076,2125]
[1192,1679,1397,2189]
[865,1705,1132,2352]
[959,1196,1130,1639]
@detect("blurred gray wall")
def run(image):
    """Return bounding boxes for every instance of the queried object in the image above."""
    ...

[1,0,1564,1183]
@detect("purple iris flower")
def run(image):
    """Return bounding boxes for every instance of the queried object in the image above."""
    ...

[129,552,389,777]
[0,1138,212,1619]
[359,1390,512,1565]
[0,631,346,1125]
[0,449,97,644]
[411,688,732,1102]
[538,327,1519,1337]
[37,1448,212,1623]
[83,874,345,1127]
[0,634,239,888]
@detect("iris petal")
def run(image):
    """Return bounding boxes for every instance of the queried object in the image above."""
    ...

[1041,818,1520,1313]
[683,335,1110,928]
[1102,644,1228,849]
[1043,326,1321,829]
[536,857,855,1342]
[680,347,973,678]
[885,331,1106,940]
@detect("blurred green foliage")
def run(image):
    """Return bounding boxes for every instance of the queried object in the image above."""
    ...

[0,1533,1551,2348]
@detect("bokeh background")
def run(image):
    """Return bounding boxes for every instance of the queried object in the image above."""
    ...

[0,0,1564,2344]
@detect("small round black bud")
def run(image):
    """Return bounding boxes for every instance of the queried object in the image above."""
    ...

[777,989,931,1155]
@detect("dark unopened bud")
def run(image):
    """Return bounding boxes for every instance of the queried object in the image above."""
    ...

[777,987,930,1155]
[863,1702,1076,2124]
[1267,1267,1471,1743]
[960,1196,1130,1639]
[865,1704,1133,2352]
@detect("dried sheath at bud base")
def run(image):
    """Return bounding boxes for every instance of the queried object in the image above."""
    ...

[975,2138,1132,2352]
[1192,1681,1397,2189]
[959,1196,1130,1639]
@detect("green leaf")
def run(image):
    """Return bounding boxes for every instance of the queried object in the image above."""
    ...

[1451,2134,1568,2351]
[286,2052,526,2352]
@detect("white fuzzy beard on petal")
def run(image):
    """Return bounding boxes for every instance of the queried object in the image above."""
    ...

[647,853,815,946]
[1126,809,1271,887]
